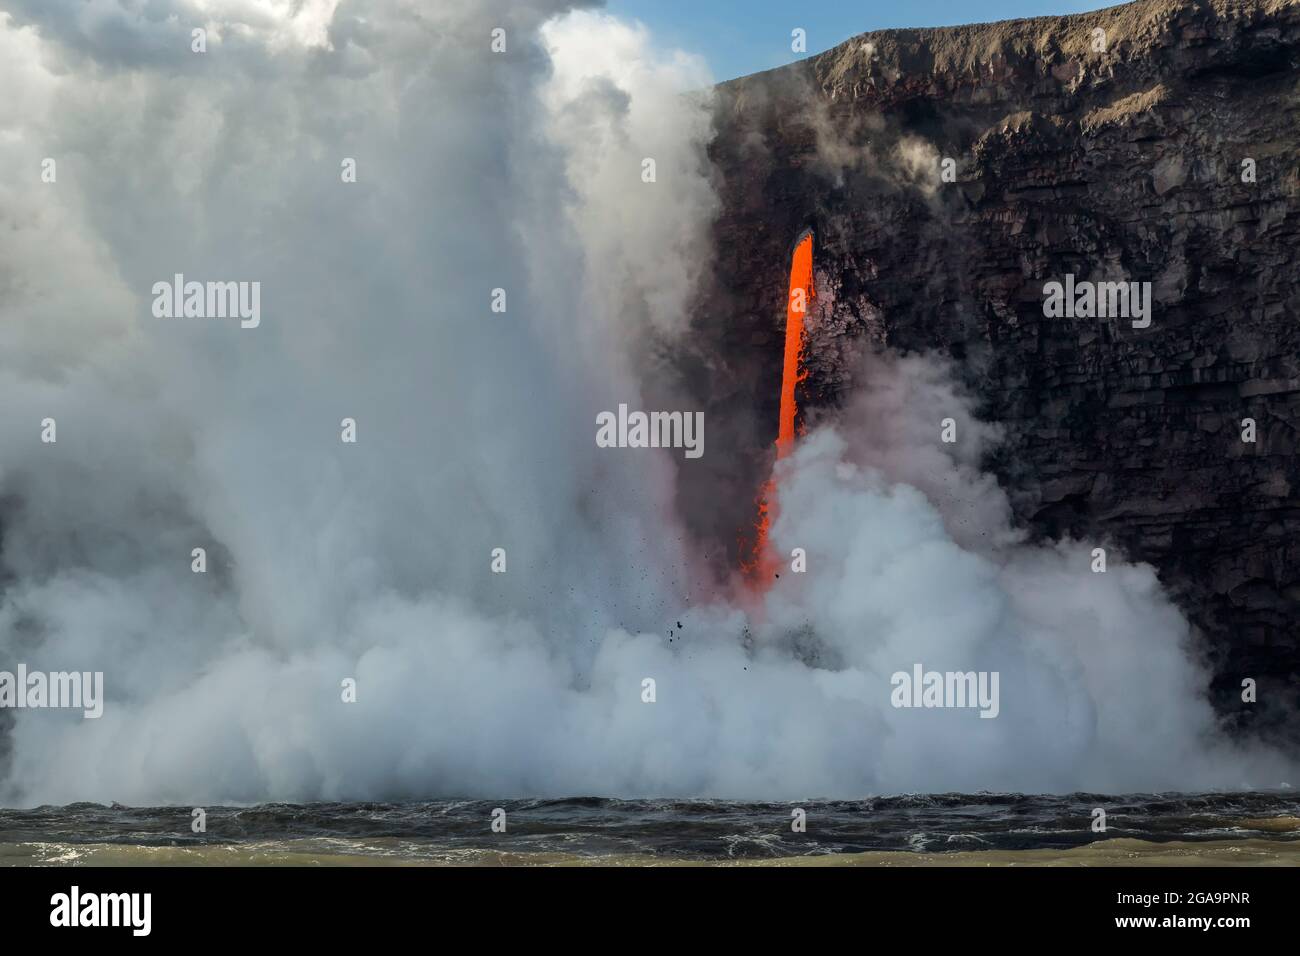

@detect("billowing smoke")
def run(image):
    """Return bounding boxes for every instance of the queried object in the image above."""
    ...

[762,352,1291,794]
[0,0,1290,807]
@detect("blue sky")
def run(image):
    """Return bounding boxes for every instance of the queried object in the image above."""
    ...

[607,0,1117,81]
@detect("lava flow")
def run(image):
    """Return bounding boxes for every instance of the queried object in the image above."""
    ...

[742,229,814,586]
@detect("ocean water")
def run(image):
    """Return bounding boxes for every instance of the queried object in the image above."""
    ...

[2,792,1298,866]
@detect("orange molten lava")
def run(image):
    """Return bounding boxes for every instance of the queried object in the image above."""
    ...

[742,231,814,585]
[778,232,814,458]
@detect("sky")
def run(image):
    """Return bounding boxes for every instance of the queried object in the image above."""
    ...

[608,0,1118,81]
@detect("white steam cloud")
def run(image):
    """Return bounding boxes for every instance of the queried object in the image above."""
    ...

[0,0,1290,807]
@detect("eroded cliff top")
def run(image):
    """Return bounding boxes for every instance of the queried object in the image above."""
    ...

[719,0,1300,106]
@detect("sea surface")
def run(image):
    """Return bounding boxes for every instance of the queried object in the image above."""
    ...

[2,792,1298,866]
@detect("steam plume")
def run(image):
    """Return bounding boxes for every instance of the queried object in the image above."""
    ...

[0,0,1290,806]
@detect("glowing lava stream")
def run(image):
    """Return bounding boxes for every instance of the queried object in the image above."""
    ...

[777,230,814,458]
[745,229,814,586]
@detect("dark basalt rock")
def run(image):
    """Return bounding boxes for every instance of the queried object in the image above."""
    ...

[680,0,1300,745]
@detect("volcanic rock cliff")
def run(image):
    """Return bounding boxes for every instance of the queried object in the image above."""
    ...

[680,0,1300,741]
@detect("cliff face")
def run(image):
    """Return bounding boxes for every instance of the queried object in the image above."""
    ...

[686,0,1300,738]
